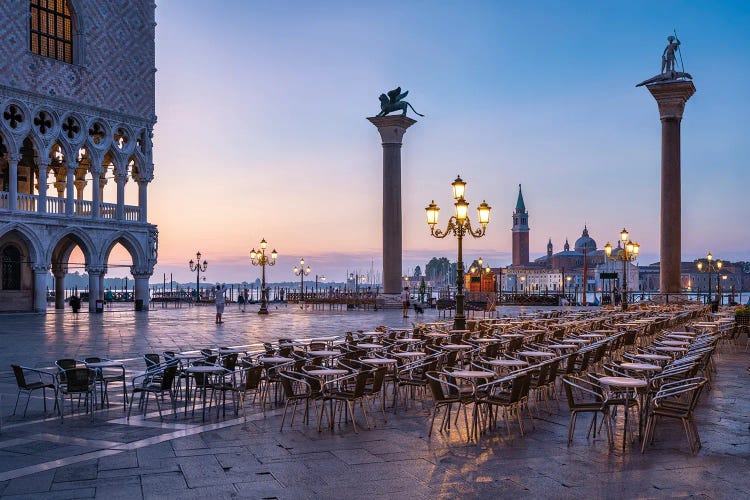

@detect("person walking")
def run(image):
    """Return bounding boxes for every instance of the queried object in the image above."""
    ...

[214,283,228,324]
[401,286,410,318]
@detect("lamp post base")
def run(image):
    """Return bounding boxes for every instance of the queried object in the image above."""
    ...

[258,306,269,315]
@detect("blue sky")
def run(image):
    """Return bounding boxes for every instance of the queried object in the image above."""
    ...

[146,0,750,283]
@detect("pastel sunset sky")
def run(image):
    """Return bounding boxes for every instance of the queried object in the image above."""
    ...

[124,1,750,284]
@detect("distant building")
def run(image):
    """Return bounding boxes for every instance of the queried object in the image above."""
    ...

[511,184,529,266]
[0,1,157,312]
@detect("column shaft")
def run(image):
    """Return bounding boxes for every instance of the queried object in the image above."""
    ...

[660,117,682,293]
[116,175,126,220]
[382,143,402,295]
[88,272,101,312]
[134,275,150,310]
[91,171,101,218]
[8,157,18,211]
[38,164,48,214]
[65,167,75,215]
[55,274,65,309]
[138,181,148,221]
[33,269,49,312]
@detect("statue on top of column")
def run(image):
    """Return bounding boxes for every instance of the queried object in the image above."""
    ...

[376,87,425,117]
[636,34,692,87]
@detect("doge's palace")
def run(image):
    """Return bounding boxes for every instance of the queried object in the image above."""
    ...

[0,0,157,312]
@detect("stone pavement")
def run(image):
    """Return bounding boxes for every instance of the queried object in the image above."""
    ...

[0,306,748,499]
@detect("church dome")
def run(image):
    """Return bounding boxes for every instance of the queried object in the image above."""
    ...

[574,225,597,253]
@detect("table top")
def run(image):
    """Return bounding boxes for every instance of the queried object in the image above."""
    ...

[472,338,500,343]
[174,353,204,359]
[85,361,124,368]
[360,358,397,365]
[499,334,525,338]
[620,362,662,372]
[517,351,555,357]
[579,333,605,338]
[633,353,672,361]
[425,332,450,338]
[666,334,694,340]
[186,365,226,373]
[392,351,424,358]
[442,344,472,350]
[360,331,384,337]
[307,350,339,357]
[394,338,421,343]
[546,344,575,349]
[659,340,689,346]
[562,339,590,344]
[355,343,382,349]
[309,336,339,342]
[653,346,687,352]
[486,359,528,367]
[218,348,247,354]
[258,357,293,364]
[451,370,495,379]
[598,376,647,388]
[306,369,348,377]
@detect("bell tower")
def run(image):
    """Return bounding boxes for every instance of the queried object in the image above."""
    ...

[511,184,529,266]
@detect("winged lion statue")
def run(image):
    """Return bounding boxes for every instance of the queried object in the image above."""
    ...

[376,87,424,117]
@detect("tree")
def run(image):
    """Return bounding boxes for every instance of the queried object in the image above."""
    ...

[425,257,452,285]
[412,265,422,280]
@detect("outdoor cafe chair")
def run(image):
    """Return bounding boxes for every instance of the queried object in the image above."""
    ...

[476,371,532,437]
[561,374,610,446]
[83,357,127,410]
[59,367,97,422]
[279,371,318,431]
[641,377,707,455]
[128,365,178,421]
[318,370,371,433]
[11,365,58,417]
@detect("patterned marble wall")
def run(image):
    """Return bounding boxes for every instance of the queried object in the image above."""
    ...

[0,0,156,122]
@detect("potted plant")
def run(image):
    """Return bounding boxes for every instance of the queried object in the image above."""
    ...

[735,305,750,326]
[69,295,81,313]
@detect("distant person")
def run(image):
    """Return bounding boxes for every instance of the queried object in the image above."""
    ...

[214,283,228,324]
[401,287,410,318]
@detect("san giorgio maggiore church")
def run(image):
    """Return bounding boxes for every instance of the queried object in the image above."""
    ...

[0,0,157,312]
[501,185,639,296]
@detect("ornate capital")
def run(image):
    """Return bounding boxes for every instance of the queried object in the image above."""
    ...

[646,80,696,121]
[86,266,106,276]
[32,264,51,274]
[367,115,417,144]
[7,152,22,163]
[130,265,153,278]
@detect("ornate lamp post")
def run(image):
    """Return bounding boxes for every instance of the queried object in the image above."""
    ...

[188,251,208,303]
[315,275,326,295]
[250,239,278,315]
[695,252,722,304]
[720,274,727,305]
[425,175,491,330]
[293,258,311,301]
[604,228,640,311]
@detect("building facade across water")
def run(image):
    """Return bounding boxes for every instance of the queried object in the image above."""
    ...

[0,0,157,312]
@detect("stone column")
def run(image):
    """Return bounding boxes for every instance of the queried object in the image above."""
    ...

[33,265,50,313]
[132,268,151,311]
[138,180,148,222]
[65,165,75,215]
[367,115,417,295]
[53,267,66,309]
[37,162,48,214]
[645,81,696,294]
[8,153,20,211]
[87,267,103,312]
[91,167,101,218]
[99,272,105,301]
[115,173,126,220]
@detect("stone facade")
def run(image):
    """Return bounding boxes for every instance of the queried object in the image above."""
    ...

[0,0,157,312]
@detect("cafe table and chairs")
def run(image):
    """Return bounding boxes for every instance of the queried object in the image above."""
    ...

[449,369,496,440]
[597,375,647,450]
[184,363,227,421]
[83,358,128,411]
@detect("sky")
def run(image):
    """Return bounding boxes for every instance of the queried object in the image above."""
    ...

[132,0,750,284]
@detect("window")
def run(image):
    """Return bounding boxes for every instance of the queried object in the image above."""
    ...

[1,246,22,290]
[30,0,73,63]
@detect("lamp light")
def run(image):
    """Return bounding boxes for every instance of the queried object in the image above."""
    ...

[451,175,466,200]
[425,201,439,226]
[455,197,469,222]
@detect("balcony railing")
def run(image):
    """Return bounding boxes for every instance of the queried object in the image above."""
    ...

[0,191,144,222]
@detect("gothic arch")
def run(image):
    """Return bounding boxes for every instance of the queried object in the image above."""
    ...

[0,223,44,265]
[100,231,147,270]
[48,226,96,269]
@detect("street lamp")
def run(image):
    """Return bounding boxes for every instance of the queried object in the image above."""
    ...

[604,228,640,311]
[695,252,722,304]
[720,274,728,305]
[188,251,208,303]
[425,175,491,330]
[293,258,311,301]
[315,275,326,294]
[250,238,278,315]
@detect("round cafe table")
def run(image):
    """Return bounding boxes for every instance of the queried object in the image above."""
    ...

[598,376,647,450]
[546,344,576,351]
[659,340,689,347]
[486,359,528,369]
[449,370,495,440]
[391,351,424,359]
[306,368,348,378]
[562,339,589,345]
[355,343,382,350]
[472,338,501,344]
[394,338,421,344]
[652,346,687,354]
[665,334,694,340]
[516,350,555,359]
[632,353,671,364]
[580,333,605,339]
[307,350,339,357]
[185,364,228,420]
[258,356,293,364]
[425,332,450,339]
[620,362,662,373]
